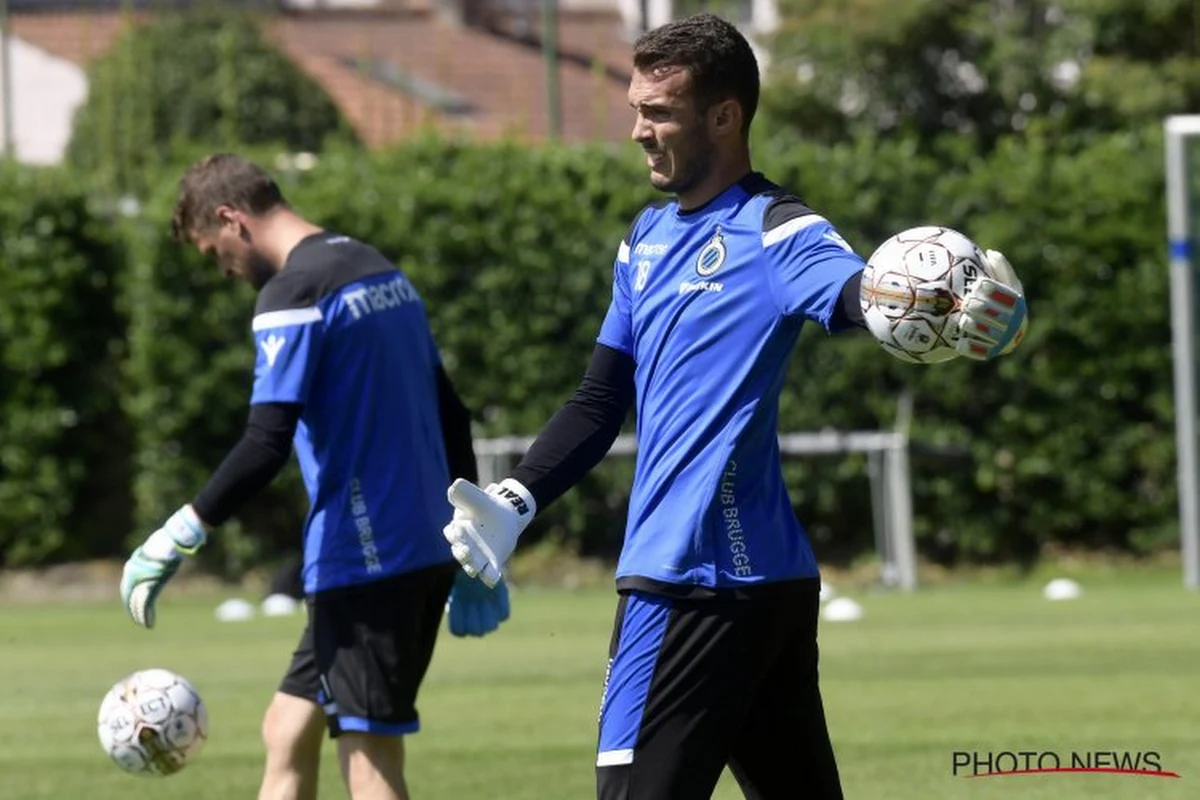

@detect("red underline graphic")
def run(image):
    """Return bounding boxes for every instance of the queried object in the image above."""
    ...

[965,768,1181,779]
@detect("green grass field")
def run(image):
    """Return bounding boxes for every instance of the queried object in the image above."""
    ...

[2,567,1199,799]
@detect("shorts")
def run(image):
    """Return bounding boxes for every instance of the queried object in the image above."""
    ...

[278,561,457,738]
[595,579,843,800]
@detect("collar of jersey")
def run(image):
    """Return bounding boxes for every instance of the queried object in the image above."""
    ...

[674,171,760,221]
[282,231,336,268]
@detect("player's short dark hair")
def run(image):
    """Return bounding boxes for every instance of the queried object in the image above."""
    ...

[171,154,287,242]
[633,13,760,134]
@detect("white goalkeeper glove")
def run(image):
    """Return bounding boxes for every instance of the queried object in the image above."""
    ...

[955,249,1029,360]
[120,505,208,628]
[442,478,536,588]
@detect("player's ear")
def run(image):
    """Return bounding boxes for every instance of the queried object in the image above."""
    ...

[214,205,237,231]
[710,99,741,138]
[216,205,251,241]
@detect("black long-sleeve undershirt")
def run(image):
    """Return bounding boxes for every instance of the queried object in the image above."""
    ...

[510,344,635,511]
[437,366,479,484]
[834,270,867,331]
[191,365,477,527]
[191,403,300,526]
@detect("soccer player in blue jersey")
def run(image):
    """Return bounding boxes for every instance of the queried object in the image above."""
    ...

[118,154,508,800]
[441,14,1028,800]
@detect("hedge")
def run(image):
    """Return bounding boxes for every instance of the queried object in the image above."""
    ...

[0,166,131,566]
[0,127,1177,571]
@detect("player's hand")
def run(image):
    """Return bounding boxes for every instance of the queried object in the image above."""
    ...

[955,249,1029,360]
[442,478,536,588]
[446,571,511,637]
[120,505,207,629]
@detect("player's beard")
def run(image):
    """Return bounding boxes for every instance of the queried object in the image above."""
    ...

[650,125,717,198]
[244,252,276,291]
[216,234,275,290]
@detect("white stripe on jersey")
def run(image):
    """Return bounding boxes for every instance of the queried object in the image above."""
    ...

[761,214,828,248]
[617,240,631,264]
[596,749,634,767]
[252,306,323,331]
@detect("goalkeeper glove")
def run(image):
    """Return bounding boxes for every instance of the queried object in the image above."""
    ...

[120,505,207,629]
[955,249,1029,360]
[446,571,511,637]
[442,478,536,588]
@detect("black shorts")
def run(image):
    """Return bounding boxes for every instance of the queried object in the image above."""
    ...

[595,579,843,800]
[278,561,456,738]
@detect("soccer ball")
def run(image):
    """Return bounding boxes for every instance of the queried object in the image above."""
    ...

[859,225,988,363]
[97,668,208,776]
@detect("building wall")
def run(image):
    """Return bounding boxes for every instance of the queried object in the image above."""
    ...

[613,0,779,45]
[0,37,88,165]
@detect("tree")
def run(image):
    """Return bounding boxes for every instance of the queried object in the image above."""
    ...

[761,0,1200,151]
[68,11,358,192]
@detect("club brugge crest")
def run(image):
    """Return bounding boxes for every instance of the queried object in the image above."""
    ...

[696,227,726,277]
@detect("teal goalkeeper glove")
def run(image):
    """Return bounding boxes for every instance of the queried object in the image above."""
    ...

[120,505,207,629]
[446,571,510,637]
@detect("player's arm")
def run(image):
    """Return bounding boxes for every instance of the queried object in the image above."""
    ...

[442,345,634,586]
[121,270,325,628]
[768,208,1027,357]
[510,344,635,508]
[511,219,639,510]
[190,403,301,525]
[120,402,305,629]
[436,364,479,484]
[832,270,868,332]
[442,223,640,586]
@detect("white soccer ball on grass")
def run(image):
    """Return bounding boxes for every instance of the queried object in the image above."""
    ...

[97,668,208,776]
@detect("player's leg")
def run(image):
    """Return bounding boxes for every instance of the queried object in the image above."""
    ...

[595,592,762,800]
[726,585,844,800]
[259,615,327,800]
[317,563,457,800]
[338,733,409,800]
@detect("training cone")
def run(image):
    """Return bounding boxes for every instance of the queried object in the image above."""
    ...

[261,593,300,617]
[1042,578,1083,601]
[214,597,256,622]
[821,597,864,622]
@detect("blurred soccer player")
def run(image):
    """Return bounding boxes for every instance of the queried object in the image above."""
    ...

[441,14,1027,800]
[119,154,509,800]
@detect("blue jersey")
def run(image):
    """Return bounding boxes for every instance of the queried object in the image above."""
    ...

[596,173,865,592]
[250,233,454,594]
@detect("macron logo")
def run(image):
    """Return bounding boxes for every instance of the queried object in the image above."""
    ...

[260,334,286,368]
[634,243,668,256]
[344,276,420,320]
